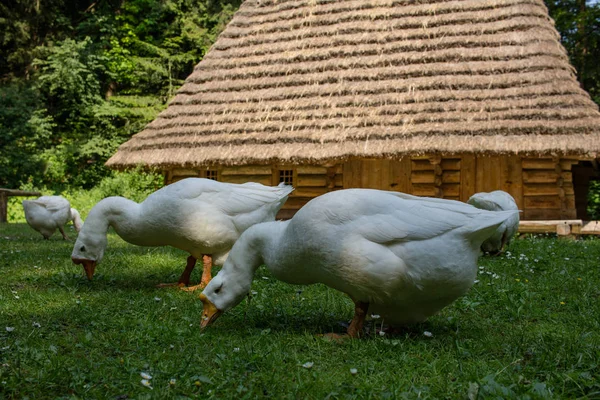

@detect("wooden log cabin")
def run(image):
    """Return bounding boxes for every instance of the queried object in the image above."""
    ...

[106,0,600,220]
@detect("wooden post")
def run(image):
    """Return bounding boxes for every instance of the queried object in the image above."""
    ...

[0,189,42,223]
[0,191,7,223]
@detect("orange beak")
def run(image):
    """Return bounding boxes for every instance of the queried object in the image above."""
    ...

[72,257,97,280]
[199,293,222,328]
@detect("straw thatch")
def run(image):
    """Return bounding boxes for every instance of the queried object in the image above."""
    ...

[107,0,600,169]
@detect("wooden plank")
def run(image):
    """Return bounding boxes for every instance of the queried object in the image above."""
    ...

[475,155,504,193]
[220,175,272,185]
[412,170,435,184]
[343,160,362,189]
[518,220,583,234]
[523,170,558,183]
[523,209,561,220]
[412,184,438,197]
[523,183,560,196]
[441,184,460,197]
[460,154,476,202]
[171,168,199,177]
[297,175,327,187]
[502,155,523,210]
[441,158,461,171]
[296,166,328,174]
[411,159,434,171]
[282,197,312,208]
[390,157,411,193]
[524,195,561,209]
[521,158,555,170]
[582,221,600,235]
[361,159,384,189]
[293,187,329,197]
[220,166,272,176]
[442,171,460,184]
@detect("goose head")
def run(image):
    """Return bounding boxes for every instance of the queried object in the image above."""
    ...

[199,263,253,328]
[71,231,107,280]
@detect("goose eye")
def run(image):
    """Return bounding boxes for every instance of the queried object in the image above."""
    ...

[80,246,86,252]
[214,284,223,294]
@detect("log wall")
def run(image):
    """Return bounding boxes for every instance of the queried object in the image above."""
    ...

[164,154,585,220]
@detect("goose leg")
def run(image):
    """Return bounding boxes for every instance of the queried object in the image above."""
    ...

[58,227,70,240]
[323,300,369,340]
[156,255,197,288]
[181,255,212,292]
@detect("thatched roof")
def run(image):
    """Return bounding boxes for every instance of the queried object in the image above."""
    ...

[107,0,600,169]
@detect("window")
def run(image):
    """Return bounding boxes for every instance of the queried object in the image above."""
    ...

[279,169,294,186]
[206,170,218,181]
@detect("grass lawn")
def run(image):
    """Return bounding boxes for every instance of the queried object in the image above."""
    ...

[1,223,599,399]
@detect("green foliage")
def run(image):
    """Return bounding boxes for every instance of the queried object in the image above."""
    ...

[0,233,599,398]
[1,0,239,190]
[588,180,600,219]
[545,0,600,103]
[0,83,54,188]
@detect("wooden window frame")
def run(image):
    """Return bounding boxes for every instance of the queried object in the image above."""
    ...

[273,166,297,190]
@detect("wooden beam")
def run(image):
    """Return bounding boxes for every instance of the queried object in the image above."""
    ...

[0,189,42,223]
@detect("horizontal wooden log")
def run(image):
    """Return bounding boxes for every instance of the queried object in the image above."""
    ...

[220,175,273,185]
[521,158,555,170]
[519,220,582,235]
[293,187,329,197]
[582,221,600,235]
[411,170,435,184]
[523,170,558,183]
[441,184,460,197]
[524,195,560,209]
[296,166,328,174]
[411,160,433,171]
[171,168,200,177]
[442,171,460,184]
[440,158,461,171]
[523,184,560,196]
[412,184,438,197]
[297,175,327,187]
[220,166,272,175]
[522,209,561,220]
[0,189,42,196]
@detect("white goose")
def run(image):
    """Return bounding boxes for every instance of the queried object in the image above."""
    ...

[200,189,519,338]
[467,190,520,254]
[23,196,83,240]
[71,178,293,290]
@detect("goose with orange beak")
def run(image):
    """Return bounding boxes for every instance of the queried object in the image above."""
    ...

[70,178,293,286]
[199,189,519,337]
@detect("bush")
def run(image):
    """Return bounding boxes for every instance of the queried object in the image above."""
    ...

[588,180,600,220]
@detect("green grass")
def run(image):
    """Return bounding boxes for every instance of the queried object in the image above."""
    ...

[1,224,599,399]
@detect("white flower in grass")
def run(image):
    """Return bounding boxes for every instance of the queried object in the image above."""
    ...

[474,280,480,284]
[154,297,161,302]
[423,331,433,338]
[251,290,258,296]
[350,368,358,375]
[370,314,381,319]
[233,347,240,352]
[261,276,269,280]
[32,322,41,328]
[140,372,152,380]
[5,327,15,332]
[379,331,386,337]
[169,378,176,386]
[141,379,153,389]
[302,362,314,369]
[564,258,570,261]
[14,296,19,300]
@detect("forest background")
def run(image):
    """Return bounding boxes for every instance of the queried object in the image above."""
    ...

[1,0,599,206]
